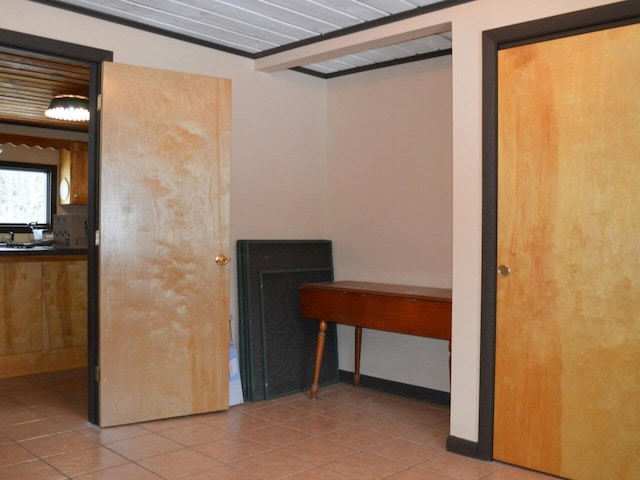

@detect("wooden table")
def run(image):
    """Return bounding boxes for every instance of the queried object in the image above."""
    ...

[299,281,452,398]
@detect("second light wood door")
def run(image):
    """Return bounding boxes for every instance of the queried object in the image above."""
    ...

[495,23,640,479]
[98,62,231,427]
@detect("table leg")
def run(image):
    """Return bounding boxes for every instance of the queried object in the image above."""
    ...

[310,320,327,398]
[354,326,362,387]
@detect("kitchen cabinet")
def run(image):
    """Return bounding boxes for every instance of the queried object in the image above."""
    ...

[59,141,88,205]
[0,255,87,378]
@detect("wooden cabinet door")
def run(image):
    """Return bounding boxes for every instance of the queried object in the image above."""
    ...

[495,23,640,479]
[0,258,87,378]
[98,63,231,427]
[0,261,42,358]
[59,141,88,205]
[47,259,87,349]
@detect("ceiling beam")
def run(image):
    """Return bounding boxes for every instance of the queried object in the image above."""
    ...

[253,10,452,72]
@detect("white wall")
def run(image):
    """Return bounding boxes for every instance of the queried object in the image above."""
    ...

[0,0,328,345]
[284,0,620,445]
[1,0,621,449]
[326,56,453,392]
[445,0,620,444]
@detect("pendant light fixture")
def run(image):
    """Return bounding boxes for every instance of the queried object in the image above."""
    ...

[45,94,90,122]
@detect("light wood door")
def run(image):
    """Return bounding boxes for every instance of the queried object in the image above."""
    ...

[495,23,640,479]
[98,63,231,427]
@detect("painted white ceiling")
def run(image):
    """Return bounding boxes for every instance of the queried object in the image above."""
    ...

[35,0,467,77]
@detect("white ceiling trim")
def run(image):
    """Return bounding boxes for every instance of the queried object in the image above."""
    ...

[254,15,452,72]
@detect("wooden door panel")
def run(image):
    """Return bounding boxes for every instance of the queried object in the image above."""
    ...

[99,63,231,427]
[495,23,640,479]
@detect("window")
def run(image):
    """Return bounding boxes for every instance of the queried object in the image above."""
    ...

[0,162,57,233]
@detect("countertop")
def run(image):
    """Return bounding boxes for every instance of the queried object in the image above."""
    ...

[0,245,88,258]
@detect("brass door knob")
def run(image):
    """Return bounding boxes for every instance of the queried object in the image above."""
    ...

[497,264,511,277]
[215,254,230,266]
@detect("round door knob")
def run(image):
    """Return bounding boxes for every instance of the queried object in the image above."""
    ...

[215,254,230,266]
[497,264,511,277]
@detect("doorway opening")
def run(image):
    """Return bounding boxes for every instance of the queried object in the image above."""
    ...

[0,27,112,424]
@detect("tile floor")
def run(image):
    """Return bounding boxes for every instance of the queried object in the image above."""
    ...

[0,368,557,479]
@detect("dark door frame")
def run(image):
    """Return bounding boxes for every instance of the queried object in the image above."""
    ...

[0,28,112,424]
[474,1,640,461]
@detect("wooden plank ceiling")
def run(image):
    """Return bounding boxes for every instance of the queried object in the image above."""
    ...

[0,49,90,132]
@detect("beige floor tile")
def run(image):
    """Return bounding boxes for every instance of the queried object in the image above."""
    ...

[241,424,310,448]
[53,411,93,430]
[105,433,183,461]
[0,377,32,389]
[266,392,309,404]
[45,446,128,477]
[370,438,444,465]
[138,447,222,479]
[8,389,71,408]
[0,397,22,411]
[203,410,277,433]
[284,413,345,435]
[0,442,36,467]
[46,375,86,395]
[285,465,356,479]
[286,396,343,414]
[231,449,315,480]
[159,422,228,446]
[418,452,502,480]
[1,385,48,401]
[280,435,358,464]
[140,414,200,433]
[0,370,558,480]
[194,436,272,463]
[323,451,407,480]
[249,404,309,423]
[320,404,383,425]
[227,400,273,412]
[74,462,163,479]
[483,465,559,479]
[34,400,85,417]
[1,418,68,441]
[182,464,260,479]
[395,405,451,426]
[80,423,150,444]
[322,424,395,450]
[360,415,429,437]
[19,430,96,458]
[314,386,377,404]
[403,420,451,448]
[386,466,459,479]
[0,459,67,480]
[357,395,413,415]
[0,406,45,427]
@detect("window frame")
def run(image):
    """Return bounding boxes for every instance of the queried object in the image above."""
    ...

[0,161,57,234]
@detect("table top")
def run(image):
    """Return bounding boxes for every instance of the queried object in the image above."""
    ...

[299,281,451,303]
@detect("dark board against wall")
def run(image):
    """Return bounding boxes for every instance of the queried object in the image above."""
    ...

[237,240,338,401]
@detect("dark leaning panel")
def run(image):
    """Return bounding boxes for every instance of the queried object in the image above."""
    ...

[237,239,338,401]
